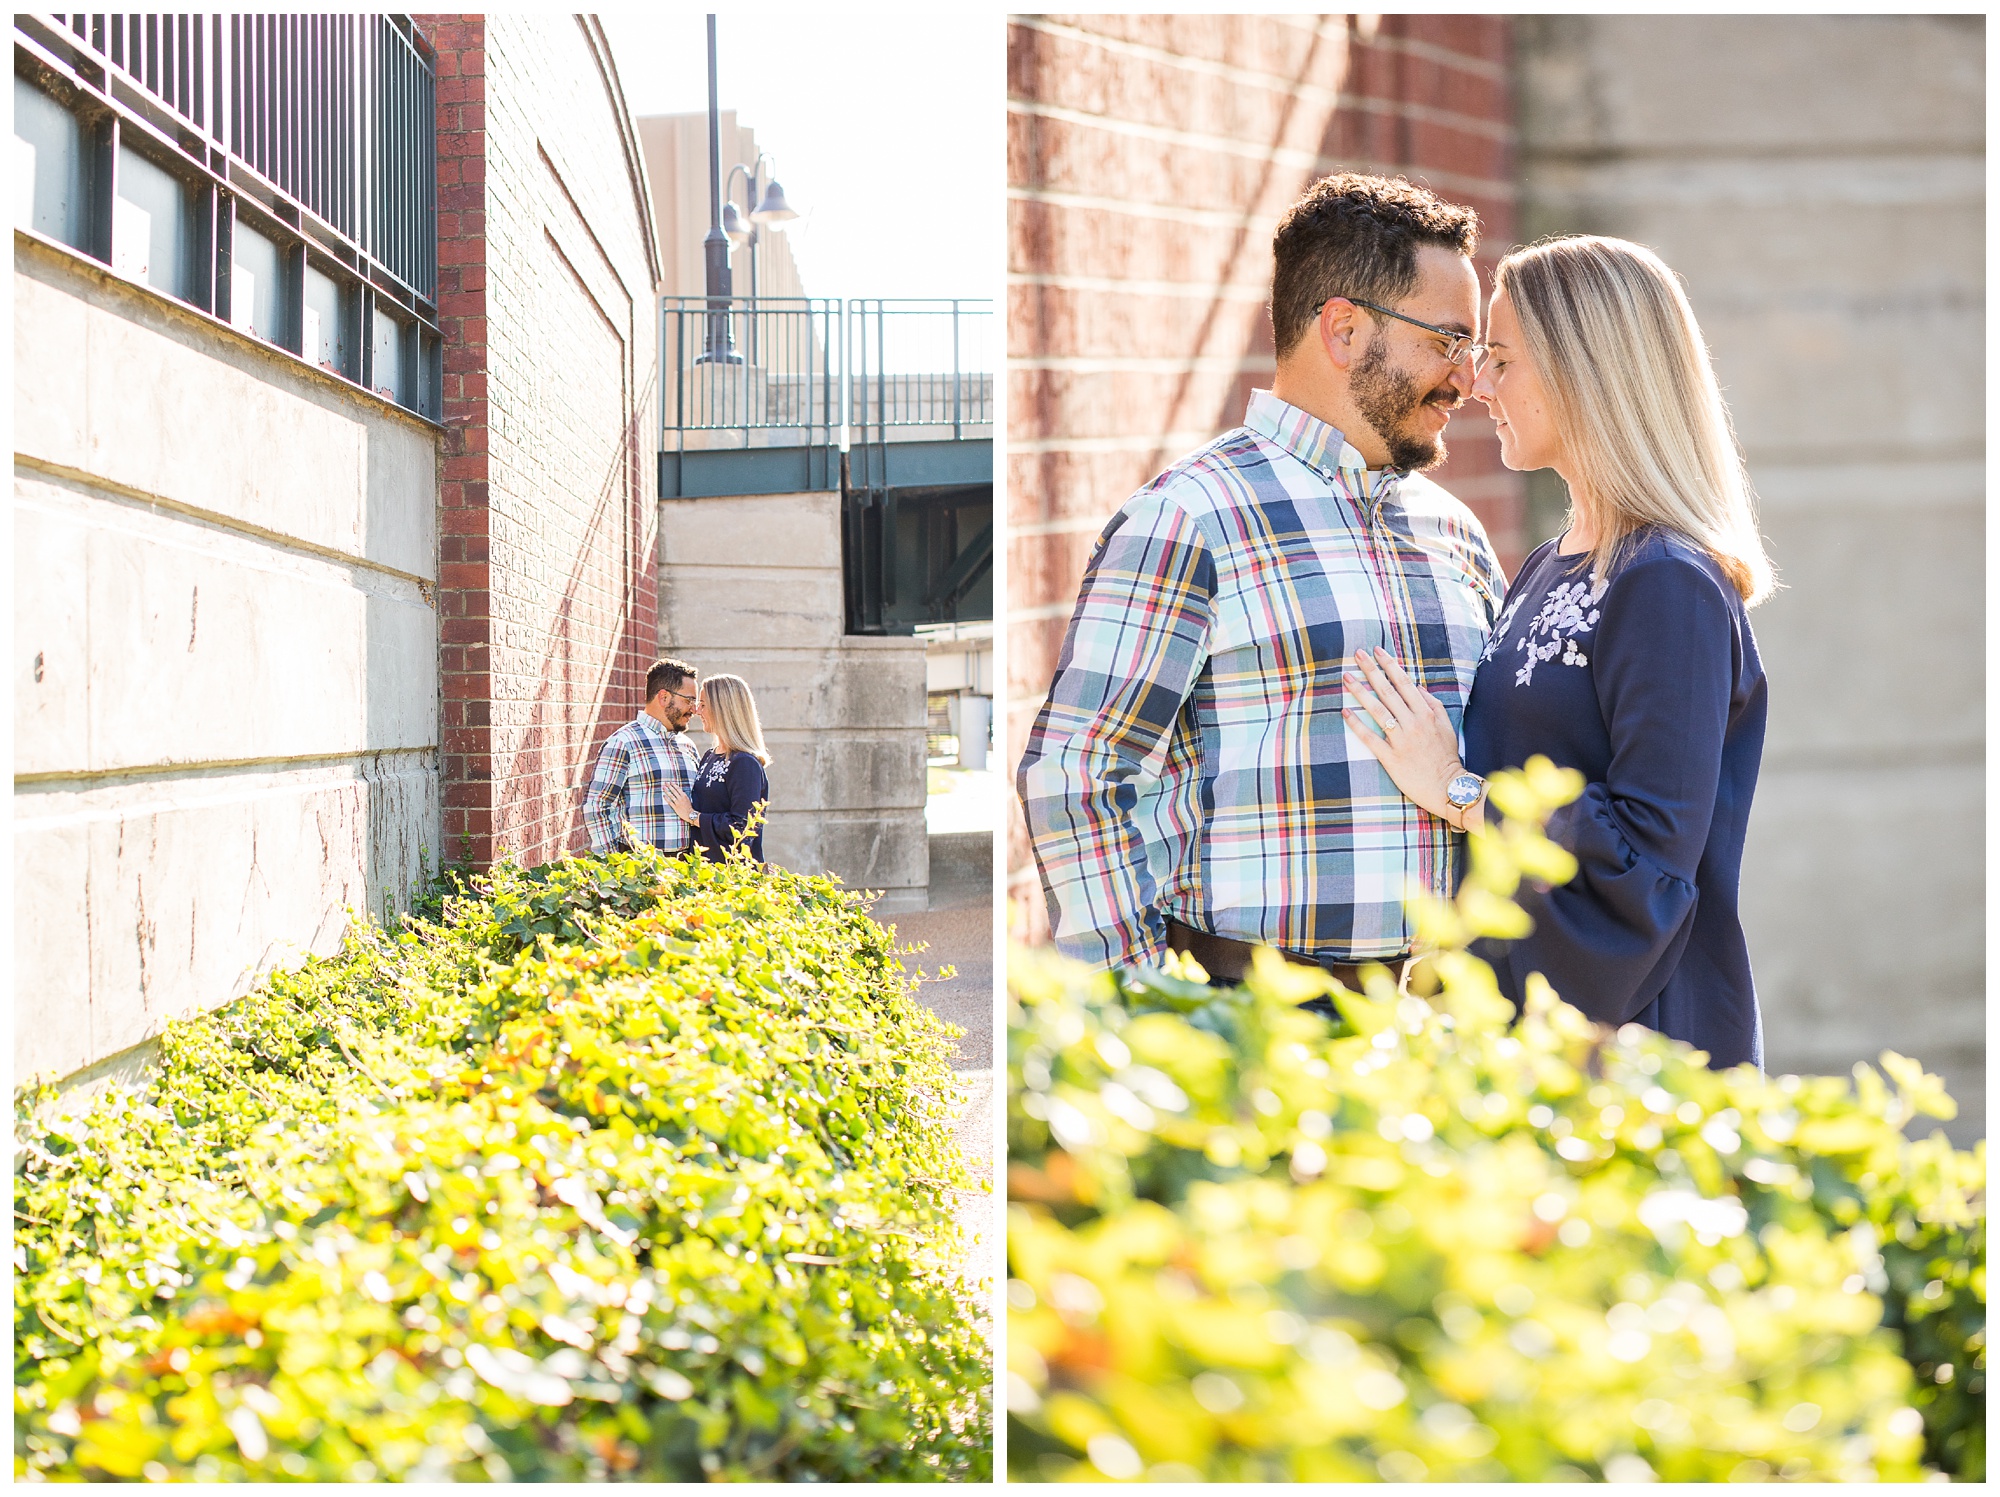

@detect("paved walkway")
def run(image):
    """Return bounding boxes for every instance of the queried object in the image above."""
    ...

[876,831,996,1311]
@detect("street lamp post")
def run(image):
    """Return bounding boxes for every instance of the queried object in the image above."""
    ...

[722,153,797,366]
[696,14,740,365]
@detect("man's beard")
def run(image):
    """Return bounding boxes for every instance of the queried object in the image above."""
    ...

[1350,331,1460,472]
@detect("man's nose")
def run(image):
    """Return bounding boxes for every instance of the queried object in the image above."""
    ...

[1445,357,1476,399]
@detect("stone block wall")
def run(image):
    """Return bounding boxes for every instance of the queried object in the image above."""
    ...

[1514,15,1986,1139]
[657,492,930,912]
[419,14,662,868]
[13,239,441,1083]
[1005,13,1524,934]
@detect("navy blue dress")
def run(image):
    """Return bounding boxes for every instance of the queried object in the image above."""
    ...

[690,749,769,863]
[1462,528,1767,1069]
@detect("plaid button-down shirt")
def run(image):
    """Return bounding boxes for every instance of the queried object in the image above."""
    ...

[1019,390,1505,970]
[583,712,701,856]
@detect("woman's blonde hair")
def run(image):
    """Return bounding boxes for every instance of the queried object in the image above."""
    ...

[699,674,770,766]
[1496,235,1776,605]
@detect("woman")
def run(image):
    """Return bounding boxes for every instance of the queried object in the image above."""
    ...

[664,673,772,863]
[1342,235,1774,1069]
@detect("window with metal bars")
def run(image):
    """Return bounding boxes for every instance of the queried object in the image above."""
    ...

[13,13,440,420]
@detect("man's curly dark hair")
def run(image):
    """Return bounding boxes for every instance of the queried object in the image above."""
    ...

[1270,172,1481,359]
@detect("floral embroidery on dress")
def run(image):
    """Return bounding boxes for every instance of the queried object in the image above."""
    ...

[1511,570,1607,686]
[1478,592,1526,667]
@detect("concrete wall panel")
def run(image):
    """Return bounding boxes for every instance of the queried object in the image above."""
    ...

[658,492,930,905]
[1513,184,1985,458]
[657,492,842,572]
[1740,762,1984,1115]
[761,728,928,815]
[14,242,442,1087]
[14,497,90,769]
[1517,15,1983,158]
[1748,495,1983,766]
[658,565,848,652]
[16,479,435,776]
[14,815,91,1081]
[15,756,440,1081]
[765,809,930,907]
[16,252,436,579]
[684,643,929,733]
[1515,13,1984,1140]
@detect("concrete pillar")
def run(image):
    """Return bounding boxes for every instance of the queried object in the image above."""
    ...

[1514,15,1984,1139]
[954,694,990,771]
[657,490,929,912]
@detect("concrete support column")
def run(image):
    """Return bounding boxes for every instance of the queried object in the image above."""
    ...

[658,490,930,911]
[1515,15,1984,1140]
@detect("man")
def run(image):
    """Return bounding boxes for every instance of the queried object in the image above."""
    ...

[584,656,702,856]
[1018,173,1505,986]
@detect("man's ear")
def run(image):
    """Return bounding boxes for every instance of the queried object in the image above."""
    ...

[1317,297,1362,370]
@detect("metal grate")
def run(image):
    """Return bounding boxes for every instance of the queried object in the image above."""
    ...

[658,297,994,450]
[847,299,994,445]
[658,295,842,444]
[44,12,437,302]
[18,13,442,415]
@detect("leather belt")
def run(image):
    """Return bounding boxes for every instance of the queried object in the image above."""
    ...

[1165,917,1407,991]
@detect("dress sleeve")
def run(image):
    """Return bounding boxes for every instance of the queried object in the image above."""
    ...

[1016,488,1216,971]
[582,732,630,853]
[1503,557,1737,1026]
[695,754,767,854]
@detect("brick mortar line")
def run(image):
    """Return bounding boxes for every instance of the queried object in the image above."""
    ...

[1373,30,1511,83]
[536,140,635,321]
[1011,14,1348,97]
[1013,17,1508,89]
[1012,356,1277,374]
[1010,92,1510,162]
[1011,177,1519,224]
[1011,273,1274,299]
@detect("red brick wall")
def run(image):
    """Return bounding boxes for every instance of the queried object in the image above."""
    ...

[419,15,660,870]
[1007,13,1523,934]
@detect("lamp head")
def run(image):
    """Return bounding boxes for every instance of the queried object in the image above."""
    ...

[751,178,799,225]
[721,199,751,245]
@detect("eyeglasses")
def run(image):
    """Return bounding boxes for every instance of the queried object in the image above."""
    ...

[667,689,698,706]
[1319,295,1485,367]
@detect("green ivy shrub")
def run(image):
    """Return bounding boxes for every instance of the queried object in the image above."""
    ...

[16,847,991,1482]
[1006,761,1983,1482]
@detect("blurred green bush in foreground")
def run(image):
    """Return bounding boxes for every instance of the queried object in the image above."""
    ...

[17,847,990,1481]
[1007,759,1983,1482]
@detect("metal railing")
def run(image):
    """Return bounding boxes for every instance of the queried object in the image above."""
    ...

[847,298,995,447]
[656,296,992,491]
[35,13,438,301]
[658,295,842,445]
[15,13,441,416]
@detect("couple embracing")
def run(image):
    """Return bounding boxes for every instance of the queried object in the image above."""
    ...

[585,656,773,865]
[1020,173,1774,1070]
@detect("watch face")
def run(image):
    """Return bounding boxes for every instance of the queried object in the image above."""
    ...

[1447,772,1483,808]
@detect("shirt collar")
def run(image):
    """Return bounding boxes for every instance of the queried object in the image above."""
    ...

[1244,388,1401,504]
[634,711,669,739]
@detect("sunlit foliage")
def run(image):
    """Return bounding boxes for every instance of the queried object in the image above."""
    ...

[1007,759,1983,1482]
[17,847,991,1481]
